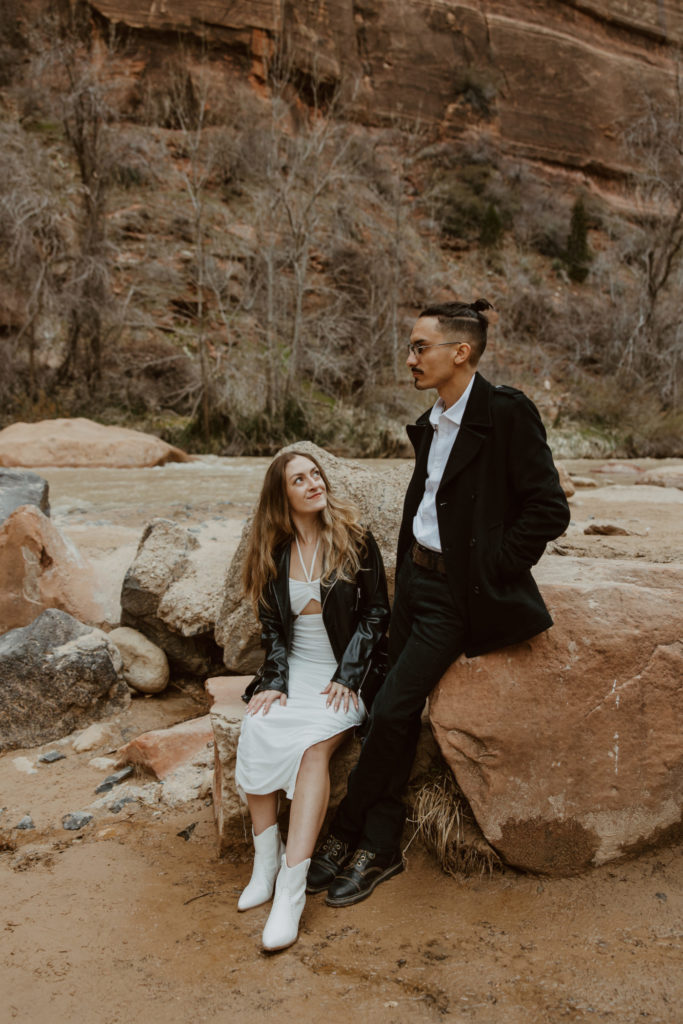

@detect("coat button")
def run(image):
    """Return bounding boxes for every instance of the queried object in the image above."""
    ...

[469,537,477,547]
[439,501,448,509]
[473,585,480,595]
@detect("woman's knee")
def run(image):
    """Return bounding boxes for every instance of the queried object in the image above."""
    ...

[300,736,342,769]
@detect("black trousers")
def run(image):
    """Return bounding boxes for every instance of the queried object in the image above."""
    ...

[331,553,466,853]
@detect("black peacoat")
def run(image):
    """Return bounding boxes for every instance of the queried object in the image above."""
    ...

[396,372,571,657]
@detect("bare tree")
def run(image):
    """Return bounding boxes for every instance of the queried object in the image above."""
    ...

[0,125,66,400]
[621,68,683,408]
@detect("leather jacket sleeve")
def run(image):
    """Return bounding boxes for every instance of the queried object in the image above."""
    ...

[253,580,290,697]
[330,531,390,693]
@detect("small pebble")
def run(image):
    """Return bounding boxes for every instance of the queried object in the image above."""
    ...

[62,812,93,831]
[38,751,66,764]
[16,815,35,830]
[109,796,137,814]
[655,892,667,902]
[177,822,197,841]
[95,766,135,794]
[89,756,118,771]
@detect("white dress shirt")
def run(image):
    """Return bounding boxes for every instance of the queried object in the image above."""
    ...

[412,374,476,553]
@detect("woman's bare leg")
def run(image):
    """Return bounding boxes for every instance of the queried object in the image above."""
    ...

[245,792,279,835]
[286,731,350,865]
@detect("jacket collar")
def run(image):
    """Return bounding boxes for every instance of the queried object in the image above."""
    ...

[406,372,493,490]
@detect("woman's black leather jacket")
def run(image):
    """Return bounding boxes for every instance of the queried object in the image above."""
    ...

[247,530,390,701]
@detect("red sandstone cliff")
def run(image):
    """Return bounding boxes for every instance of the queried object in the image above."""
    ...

[89,0,681,180]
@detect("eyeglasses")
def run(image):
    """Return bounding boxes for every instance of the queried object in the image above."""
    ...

[406,341,460,357]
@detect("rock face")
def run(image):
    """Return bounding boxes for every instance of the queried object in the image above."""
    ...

[120,518,227,675]
[0,609,129,753]
[89,0,681,181]
[0,505,107,635]
[215,440,411,673]
[108,626,170,694]
[429,559,683,875]
[0,418,190,468]
[0,468,50,523]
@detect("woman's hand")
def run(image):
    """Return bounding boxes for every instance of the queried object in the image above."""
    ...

[322,681,359,713]
[247,689,287,715]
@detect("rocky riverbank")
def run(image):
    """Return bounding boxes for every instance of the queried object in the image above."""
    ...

[1,439,682,1023]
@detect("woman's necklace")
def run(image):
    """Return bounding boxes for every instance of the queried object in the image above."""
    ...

[295,534,320,583]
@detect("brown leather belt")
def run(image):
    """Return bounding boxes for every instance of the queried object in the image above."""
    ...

[410,540,447,576]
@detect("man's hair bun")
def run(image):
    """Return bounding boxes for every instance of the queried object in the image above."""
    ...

[472,298,499,325]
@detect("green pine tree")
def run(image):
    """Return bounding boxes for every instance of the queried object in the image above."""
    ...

[565,197,591,282]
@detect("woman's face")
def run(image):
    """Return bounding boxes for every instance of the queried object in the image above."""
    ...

[284,456,327,518]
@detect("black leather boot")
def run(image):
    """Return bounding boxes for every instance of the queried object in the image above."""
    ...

[325,848,404,907]
[306,834,351,894]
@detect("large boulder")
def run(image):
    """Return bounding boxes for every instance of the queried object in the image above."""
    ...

[120,518,229,675]
[0,505,107,635]
[215,440,411,673]
[0,468,50,523]
[0,418,190,468]
[429,558,683,875]
[0,609,129,753]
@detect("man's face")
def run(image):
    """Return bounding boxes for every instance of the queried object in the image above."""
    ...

[407,316,470,392]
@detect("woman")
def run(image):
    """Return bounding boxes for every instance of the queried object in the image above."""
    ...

[235,450,390,951]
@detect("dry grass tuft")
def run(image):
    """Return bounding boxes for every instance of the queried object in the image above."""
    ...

[409,770,502,877]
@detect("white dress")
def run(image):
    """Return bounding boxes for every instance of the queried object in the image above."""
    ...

[235,576,366,800]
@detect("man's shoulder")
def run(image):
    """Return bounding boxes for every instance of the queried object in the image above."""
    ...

[491,382,524,397]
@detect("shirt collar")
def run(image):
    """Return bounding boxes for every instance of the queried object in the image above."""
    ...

[428,373,476,428]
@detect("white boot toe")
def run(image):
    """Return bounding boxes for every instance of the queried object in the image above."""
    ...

[262,855,310,951]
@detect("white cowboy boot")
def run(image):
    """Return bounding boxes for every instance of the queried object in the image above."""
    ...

[237,824,285,912]
[261,854,310,951]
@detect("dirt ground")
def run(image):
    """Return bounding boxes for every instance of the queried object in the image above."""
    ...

[2,457,682,1023]
[1,694,680,1024]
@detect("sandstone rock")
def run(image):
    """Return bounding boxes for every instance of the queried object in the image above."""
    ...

[0,610,129,754]
[0,468,50,523]
[206,675,252,706]
[0,505,106,635]
[108,626,170,694]
[0,417,190,468]
[554,462,575,500]
[584,522,631,536]
[637,466,683,490]
[120,518,227,675]
[215,440,411,673]
[89,756,118,771]
[116,715,214,779]
[73,723,117,754]
[88,1,681,182]
[429,559,683,875]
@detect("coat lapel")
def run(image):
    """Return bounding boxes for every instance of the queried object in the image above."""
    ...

[406,412,432,493]
[438,373,492,492]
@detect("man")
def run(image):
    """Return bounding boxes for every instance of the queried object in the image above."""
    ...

[307,298,571,907]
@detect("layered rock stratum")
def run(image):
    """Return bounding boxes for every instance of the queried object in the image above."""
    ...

[90,0,682,181]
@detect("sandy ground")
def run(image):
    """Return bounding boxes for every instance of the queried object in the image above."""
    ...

[2,457,682,1023]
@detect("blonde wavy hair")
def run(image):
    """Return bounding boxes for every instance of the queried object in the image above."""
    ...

[242,450,367,611]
